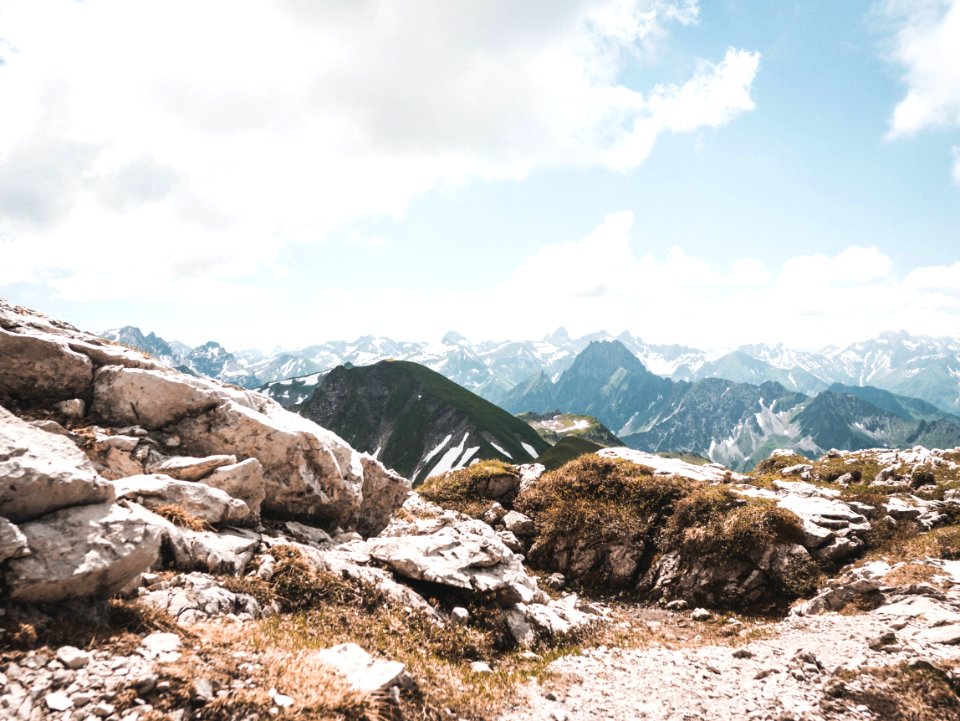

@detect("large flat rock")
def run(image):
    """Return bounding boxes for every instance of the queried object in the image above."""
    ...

[0,327,93,401]
[4,502,161,602]
[113,473,252,526]
[0,405,114,522]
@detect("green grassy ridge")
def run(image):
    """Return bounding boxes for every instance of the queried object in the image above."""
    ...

[518,411,623,447]
[300,360,549,481]
[537,436,605,471]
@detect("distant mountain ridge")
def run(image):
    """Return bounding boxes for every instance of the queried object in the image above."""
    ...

[100,325,960,415]
[505,340,960,470]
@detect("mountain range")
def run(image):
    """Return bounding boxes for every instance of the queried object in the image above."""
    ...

[505,340,960,470]
[101,325,960,416]
[100,325,960,471]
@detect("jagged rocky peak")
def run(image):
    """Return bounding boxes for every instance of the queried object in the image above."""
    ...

[441,330,470,346]
[544,326,572,345]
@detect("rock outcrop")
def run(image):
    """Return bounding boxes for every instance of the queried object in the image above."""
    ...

[4,503,161,602]
[0,406,113,522]
[0,327,94,402]
[0,300,410,538]
[0,299,409,609]
[114,473,252,526]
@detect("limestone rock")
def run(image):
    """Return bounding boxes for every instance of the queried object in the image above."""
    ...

[140,632,183,662]
[0,327,93,402]
[518,463,546,493]
[55,646,91,670]
[311,643,407,694]
[596,448,748,483]
[54,398,86,420]
[114,473,252,526]
[780,464,813,478]
[0,516,29,564]
[357,454,411,537]
[87,432,147,480]
[364,517,541,604]
[527,531,645,590]
[506,594,595,647]
[4,502,161,602]
[286,539,440,616]
[0,405,114,522]
[152,454,238,482]
[139,572,267,625]
[644,542,815,608]
[175,399,408,533]
[124,503,258,575]
[199,458,266,517]
[502,510,536,537]
[92,366,225,429]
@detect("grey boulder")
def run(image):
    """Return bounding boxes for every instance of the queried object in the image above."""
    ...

[4,502,161,602]
[0,405,113,522]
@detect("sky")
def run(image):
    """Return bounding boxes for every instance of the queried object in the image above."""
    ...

[1,0,959,352]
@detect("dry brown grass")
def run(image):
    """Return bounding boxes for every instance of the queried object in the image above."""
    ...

[0,597,185,654]
[516,456,818,602]
[141,544,584,720]
[153,503,210,532]
[145,595,585,721]
[861,523,960,566]
[883,562,944,589]
[418,460,520,518]
[828,661,960,721]
[152,635,378,721]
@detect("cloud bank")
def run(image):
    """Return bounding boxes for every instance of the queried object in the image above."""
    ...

[0,0,758,298]
[274,211,958,351]
[883,0,960,181]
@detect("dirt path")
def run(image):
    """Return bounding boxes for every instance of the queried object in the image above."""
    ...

[500,605,960,721]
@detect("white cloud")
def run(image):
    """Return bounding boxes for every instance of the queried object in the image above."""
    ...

[0,0,760,299]
[49,210,958,351]
[883,0,960,180]
[303,213,954,351]
[884,0,960,137]
[780,246,894,287]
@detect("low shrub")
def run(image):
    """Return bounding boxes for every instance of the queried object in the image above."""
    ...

[516,455,818,604]
[269,544,385,611]
[516,455,682,550]
[419,460,520,518]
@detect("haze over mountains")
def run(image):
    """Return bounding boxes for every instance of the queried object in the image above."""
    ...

[102,325,960,414]
[100,325,960,471]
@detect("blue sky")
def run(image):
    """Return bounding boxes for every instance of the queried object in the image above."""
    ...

[1,1,958,351]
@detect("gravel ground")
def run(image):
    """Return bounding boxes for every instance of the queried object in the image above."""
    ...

[501,608,960,721]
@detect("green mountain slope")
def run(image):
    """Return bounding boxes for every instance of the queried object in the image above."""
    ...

[537,436,605,471]
[299,360,550,484]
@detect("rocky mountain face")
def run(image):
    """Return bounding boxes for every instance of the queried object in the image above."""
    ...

[298,360,550,484]
[506,340,960,470]
[733,332,960,413]
[502,341,679,432]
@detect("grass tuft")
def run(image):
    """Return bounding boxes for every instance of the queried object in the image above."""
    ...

[419,460,521,518]
[153,503,210,532]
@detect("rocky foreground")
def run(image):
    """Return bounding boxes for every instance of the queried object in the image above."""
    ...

[2,299,960,720]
